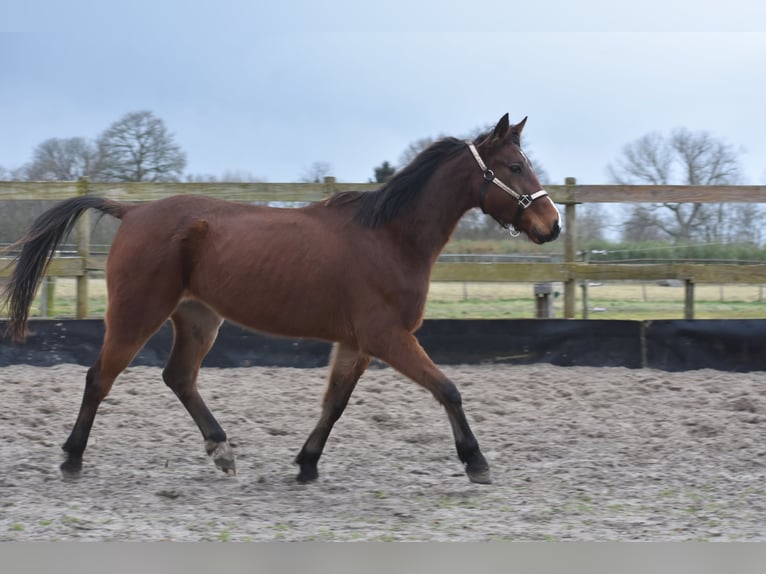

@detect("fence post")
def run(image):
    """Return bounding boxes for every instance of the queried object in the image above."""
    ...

[534,283,554,318]
[46,277,56,314]
[684,279,695,320]
[563,177,577,318]
[40,276,56,317]
[580,248,590,319]
[581,281,589,319]
[76,177,91,319]
[39,279,49,317]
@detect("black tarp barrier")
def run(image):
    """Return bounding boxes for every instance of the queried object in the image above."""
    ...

[644,320,766,372]
[414,319,644,368]
[1,318,764,372]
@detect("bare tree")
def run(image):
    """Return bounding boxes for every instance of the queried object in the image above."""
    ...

[24,137,96,181]
[576,204,610,244]
[608,128,745,242]
[93,111,186,182]
[621,205,667,242]
[186,170,264,183]
[185,173,219,183]
[219,170,264,182]
[0,164,30,180]
[300,161,332,183]
[398,136,438,167]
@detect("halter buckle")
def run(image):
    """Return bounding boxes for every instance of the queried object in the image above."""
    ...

[519,195,533,209]
[483,169,495,182]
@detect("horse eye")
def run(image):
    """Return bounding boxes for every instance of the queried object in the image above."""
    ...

[508,163,523,174]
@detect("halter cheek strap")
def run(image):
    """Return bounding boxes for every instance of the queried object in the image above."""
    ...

[467,142,549,236]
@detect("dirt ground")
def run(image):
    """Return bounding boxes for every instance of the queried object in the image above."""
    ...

[1,362,766,541]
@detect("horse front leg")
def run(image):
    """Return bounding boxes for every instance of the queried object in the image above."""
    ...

[369,330,491,484]
[295,343,370,482]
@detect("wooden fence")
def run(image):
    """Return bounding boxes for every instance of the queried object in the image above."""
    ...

[2,178,766,320]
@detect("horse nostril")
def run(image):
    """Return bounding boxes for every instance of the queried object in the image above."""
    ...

[551,219,561,240]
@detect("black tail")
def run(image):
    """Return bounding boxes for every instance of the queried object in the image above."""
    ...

[1,196,126,341]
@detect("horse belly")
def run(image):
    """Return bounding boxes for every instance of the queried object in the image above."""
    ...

[188,250,354,342]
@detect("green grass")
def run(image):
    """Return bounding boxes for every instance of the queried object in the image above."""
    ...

[426,281,766,320]
[9,277,766,321]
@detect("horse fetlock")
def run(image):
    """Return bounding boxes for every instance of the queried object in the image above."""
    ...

[296,463,319,483]
[294,449,320,483]
[205,439,236,476]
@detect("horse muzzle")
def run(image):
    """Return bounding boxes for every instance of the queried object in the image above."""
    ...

[529,219,561,244]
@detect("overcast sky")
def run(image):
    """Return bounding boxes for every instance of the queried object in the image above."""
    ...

[2,1,765,185]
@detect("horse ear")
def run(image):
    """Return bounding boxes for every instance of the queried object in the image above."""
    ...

[492,113,511,141]
[511,117,528,141]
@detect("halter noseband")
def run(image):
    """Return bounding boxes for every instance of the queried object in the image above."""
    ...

[467,142,549,237]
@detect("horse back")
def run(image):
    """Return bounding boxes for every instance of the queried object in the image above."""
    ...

[108,195,428,341]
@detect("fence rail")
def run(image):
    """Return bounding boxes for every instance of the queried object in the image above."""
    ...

[2,178,766,320]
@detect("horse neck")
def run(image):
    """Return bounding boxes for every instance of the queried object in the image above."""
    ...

[389,154,476,263]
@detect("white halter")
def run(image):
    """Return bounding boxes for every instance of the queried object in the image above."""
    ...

[466,142,549,209]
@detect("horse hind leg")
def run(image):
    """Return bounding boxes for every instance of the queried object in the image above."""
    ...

[62,311,173,476]
[162,300,234,475]
[295,343,370,482]
[61,229,187,476]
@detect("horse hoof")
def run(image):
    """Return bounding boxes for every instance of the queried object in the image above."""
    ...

[217,460,237,476]
[206,440,236,476]
[467,468,492,485]
[296,466,318,484]
[60,458,82,479]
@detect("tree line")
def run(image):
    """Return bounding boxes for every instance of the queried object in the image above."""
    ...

[2,111,762,246]
[1,111,186,183]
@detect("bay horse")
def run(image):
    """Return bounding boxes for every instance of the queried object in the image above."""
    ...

[1,114,560,484]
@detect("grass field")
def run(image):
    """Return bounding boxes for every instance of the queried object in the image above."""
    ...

[427,281,766,320]
[12,278,766,321]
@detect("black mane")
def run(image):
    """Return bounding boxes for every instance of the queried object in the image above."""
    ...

[326,136,469,227]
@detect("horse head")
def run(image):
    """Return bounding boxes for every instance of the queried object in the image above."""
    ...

[471,114,561,244]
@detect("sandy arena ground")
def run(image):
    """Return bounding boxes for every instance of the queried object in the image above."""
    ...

[1,362,766,541]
